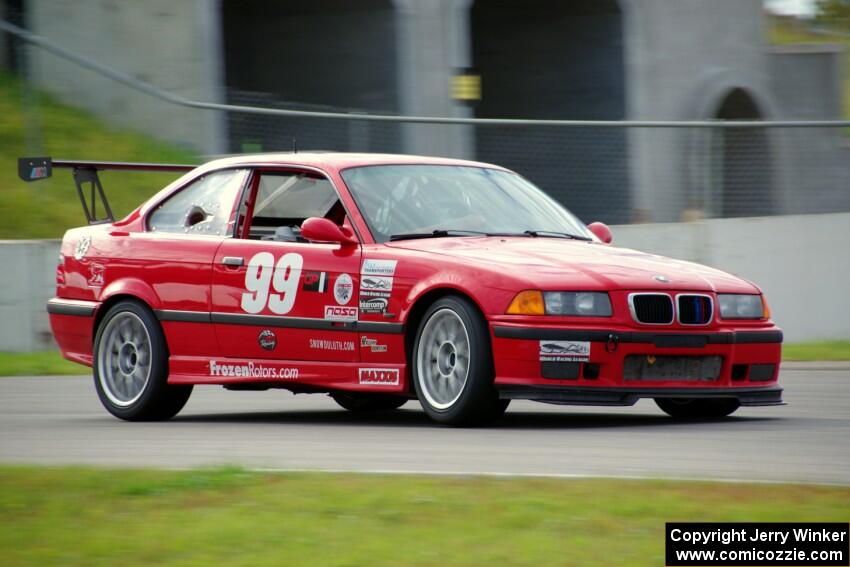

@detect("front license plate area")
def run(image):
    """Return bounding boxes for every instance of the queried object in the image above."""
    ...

[623,355,722,381]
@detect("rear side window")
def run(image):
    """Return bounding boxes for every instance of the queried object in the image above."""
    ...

[148,169,248,236]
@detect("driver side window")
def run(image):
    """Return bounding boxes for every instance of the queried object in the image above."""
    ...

[148,169,248,236]
[243,171,344,241]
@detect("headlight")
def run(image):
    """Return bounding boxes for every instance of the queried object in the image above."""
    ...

[544,291,612,316]
[718,294,765,319]
[507,291,612,316]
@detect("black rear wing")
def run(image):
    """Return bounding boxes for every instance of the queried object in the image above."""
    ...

[18,157,196,225]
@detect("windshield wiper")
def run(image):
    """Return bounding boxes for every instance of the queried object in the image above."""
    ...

[389,229,490,242]
[522,230,592,241]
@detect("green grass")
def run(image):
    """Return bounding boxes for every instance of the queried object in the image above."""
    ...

[0,351,86,376]
[1,340,849,378]
[0,466,847,567]
[768,15,850,119]
[782,340,850,361]
[0,72,197,239]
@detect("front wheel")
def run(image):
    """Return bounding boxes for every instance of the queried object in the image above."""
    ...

[93,300,192,421]
[412,296,509,426]
[655,397,740,419]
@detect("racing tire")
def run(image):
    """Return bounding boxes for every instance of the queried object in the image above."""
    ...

[412,295,509,426]
[93,300,192,421]
[655,397,740,419]
[331,392,407,412]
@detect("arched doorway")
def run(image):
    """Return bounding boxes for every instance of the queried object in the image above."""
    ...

[714,89,773,217]
[470,0,629,224]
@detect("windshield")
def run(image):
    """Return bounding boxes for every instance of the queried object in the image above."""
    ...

[340,165,594,243]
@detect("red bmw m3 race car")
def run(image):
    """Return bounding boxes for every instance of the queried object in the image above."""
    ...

[19,153,783,426]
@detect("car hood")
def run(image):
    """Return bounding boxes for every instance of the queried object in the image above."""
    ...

[388,237,758,293]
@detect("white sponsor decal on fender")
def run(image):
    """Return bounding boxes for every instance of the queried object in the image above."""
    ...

[209,360,299,380]
[88,263,105,287]
[359,368,400,386]
[360,275,393,298]
[324,305,358,322]
[74,235,92,261]
[539,340,590,362]
[360,297,389,314]
[361,336,388,353]
[361,259,397,277]
[334,273,354,305]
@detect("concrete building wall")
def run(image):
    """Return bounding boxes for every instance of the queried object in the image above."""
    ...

[0,239,60,352]
[767,46,850,216]
[394,0,474,159]
[27,0,226,155]
[622,0,784,222]
[769,45,845,119]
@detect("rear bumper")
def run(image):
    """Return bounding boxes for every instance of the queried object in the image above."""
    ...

[497,384,784,406]
[47,298,98,367]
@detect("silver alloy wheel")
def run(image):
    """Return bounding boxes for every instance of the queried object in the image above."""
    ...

[416,308,471,410]
[97,311,153,407]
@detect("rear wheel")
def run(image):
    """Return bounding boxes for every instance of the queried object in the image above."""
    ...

[93,300,192,421]
[331,392,407,412]
[412,296,509,426]
[655,397,740,419]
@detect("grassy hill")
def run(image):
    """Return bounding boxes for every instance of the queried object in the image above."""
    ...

[0,72,198,239]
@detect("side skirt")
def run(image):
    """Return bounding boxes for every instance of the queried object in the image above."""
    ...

[167,356,407,394]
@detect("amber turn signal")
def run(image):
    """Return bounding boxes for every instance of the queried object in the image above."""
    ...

[506,290,545,315]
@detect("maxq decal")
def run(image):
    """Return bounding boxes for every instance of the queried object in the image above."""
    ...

[358,368,400,386]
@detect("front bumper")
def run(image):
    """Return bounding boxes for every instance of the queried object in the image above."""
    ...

[490,323,784,405]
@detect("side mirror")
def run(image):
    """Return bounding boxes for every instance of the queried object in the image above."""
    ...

[301,217,357,245]
[587,222,612,244]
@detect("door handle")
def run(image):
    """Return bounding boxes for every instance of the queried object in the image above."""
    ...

[221,256,244,267]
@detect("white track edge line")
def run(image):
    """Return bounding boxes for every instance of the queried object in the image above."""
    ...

[244,467,850,487]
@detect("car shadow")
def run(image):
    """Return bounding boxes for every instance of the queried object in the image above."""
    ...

[173,405,782,430]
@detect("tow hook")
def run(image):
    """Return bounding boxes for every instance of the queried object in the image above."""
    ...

[606,333,620,353]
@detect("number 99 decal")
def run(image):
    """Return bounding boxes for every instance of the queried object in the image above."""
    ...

[241,252,304,314]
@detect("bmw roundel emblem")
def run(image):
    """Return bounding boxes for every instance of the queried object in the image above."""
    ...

[653,275,669,283]
[258,330,277,351]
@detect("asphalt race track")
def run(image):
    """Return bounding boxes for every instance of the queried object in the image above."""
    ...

[1,365,848,484]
